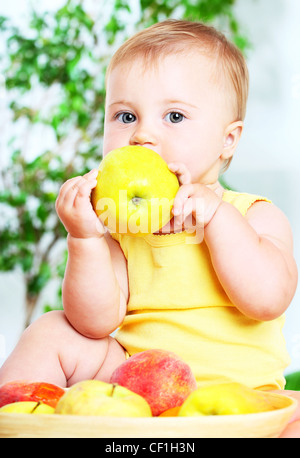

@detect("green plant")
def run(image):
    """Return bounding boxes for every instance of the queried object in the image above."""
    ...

[0,0,249,329]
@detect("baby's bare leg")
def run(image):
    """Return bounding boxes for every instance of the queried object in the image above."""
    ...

[0,311,126,388]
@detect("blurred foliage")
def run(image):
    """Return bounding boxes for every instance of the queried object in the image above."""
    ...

[0,0,249,328]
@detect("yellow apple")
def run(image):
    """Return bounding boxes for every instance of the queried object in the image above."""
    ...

[178,383,283,416]
[55,380,152,417]
[0,401,55,414]
[91,145,179,236]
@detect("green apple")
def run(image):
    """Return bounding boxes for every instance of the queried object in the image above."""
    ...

[178,383,283,416]
[55,380,152,417]
[0,401,55,414]
[91,145,179,236]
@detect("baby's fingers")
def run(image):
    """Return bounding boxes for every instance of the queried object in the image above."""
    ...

[57,169,98,209]
[172,183,195,224]
[56,176,81,215]
[168,162,191,185]
[72,170,98,207]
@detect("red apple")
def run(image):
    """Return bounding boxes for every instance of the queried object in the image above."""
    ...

[110,349,197,416]
[0,381,65,408]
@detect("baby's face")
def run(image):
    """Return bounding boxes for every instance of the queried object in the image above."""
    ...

[104,52,238,184]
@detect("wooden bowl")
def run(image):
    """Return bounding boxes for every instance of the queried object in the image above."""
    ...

[0,392,297,438]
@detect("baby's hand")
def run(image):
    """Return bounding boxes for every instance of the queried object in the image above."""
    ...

[168,162,223,234]
[56,169,104,239]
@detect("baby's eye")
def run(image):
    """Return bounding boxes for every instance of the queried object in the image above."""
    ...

[165,112,185,123]
[115,112,136,124]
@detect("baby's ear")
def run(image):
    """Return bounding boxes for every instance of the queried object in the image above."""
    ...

[221,121,243,160]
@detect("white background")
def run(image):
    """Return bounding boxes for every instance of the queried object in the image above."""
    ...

[1,0,300,375]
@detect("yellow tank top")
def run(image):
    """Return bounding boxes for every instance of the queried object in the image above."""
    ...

[112,190,290,390]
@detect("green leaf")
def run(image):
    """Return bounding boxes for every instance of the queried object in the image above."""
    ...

[11,191,27,207]
[36,204,48,223]
[0,190,11,202]
[20,250,34,272]
[28,261,52,295]
[43,303,63,313]
[0,16,8,30]
[0,190,27,207]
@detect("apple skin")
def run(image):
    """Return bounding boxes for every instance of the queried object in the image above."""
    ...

[91,145,179,236]
[178,383,282,416]
[55,380,152,417]
[0,381,65,409]
[0,401,55,414]
[110,349,197,416]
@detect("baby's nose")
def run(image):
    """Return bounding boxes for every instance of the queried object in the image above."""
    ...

[129,124,158,149]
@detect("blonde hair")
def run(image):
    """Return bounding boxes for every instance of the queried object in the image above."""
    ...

[106,20,249,171]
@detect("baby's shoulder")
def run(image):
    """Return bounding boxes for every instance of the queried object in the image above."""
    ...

[246,199,294,251]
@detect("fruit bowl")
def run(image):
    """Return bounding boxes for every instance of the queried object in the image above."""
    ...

[0,392,296,438]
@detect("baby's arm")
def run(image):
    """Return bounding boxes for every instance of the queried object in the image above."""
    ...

[56,170,128,338]
[205,199,298,320]
[169,163,298,321]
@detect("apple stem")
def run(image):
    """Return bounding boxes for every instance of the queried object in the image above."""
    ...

[31,402,41,414]
[111,384,117,396]
[131,197,142,205]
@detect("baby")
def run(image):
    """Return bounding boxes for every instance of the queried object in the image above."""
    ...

[1,20,299,436]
